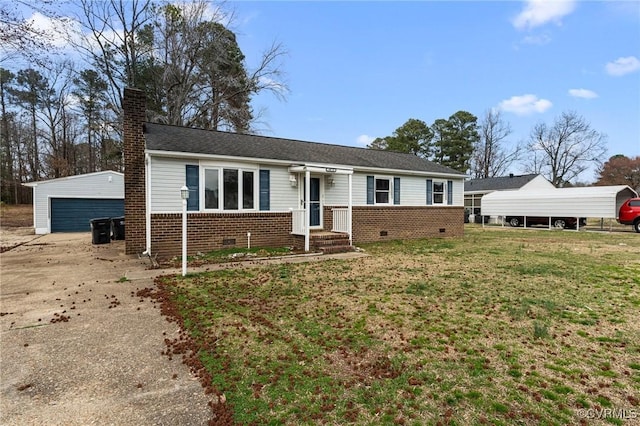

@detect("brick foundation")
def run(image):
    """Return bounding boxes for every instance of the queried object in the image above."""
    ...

[149,206,463,259]
[150,212,298,259]
[350,206,464,244]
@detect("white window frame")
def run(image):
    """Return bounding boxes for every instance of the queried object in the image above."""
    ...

[375,176,392,205]
[201,163,258,212]
[432,180,446,205]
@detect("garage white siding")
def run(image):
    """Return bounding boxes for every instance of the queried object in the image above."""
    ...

[24,171,124,234]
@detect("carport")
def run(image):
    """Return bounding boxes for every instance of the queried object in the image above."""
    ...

[480,185,638,229]
[23,171,124,234]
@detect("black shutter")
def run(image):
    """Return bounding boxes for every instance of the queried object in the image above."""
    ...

[259,170,270,211]
[366,176,374,205]
[393,177,400,205]
[186,165,199,211]
[426,179,433,205]
[447,180,453,205]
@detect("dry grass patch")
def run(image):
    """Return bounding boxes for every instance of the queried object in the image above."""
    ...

[0,204,33,227]
[150,228,640,425]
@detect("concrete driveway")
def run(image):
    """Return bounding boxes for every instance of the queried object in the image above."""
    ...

[0,232,211,425]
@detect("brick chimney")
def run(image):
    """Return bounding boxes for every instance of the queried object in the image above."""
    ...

[123,88,146,255]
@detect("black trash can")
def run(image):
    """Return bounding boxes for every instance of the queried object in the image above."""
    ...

[111,216,125,240]
[90,217,111,244]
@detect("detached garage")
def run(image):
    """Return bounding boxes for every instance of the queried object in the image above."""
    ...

[24,171,124,234]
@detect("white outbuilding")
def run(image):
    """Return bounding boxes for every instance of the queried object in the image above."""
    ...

[23,171,124,234]
[480,185,638,226]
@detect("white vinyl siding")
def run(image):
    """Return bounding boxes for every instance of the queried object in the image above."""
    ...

[266,166,300,211]
[149,157,466,212]
[324,174,349,205]
[351,173,464,207]
[401,176,428,205]
[351,174,368,205]
[150,159,300,213]
[450,179,464,206]
[27,171,123,234]
[149,157,188,212]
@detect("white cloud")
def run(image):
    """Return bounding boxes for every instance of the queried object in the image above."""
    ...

[605,56,640,76]
[568,88,598,99]
[498,94,553,115]
[27,12,78,49]
[356,134,375,146]
[512,0,576,30]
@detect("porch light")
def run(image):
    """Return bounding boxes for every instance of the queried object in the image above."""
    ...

[180,185,189,200]
[289,174,297,187]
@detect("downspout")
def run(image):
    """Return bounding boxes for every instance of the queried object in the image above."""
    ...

[347,173,353,246]
[143,153,151,255]
[304,170,310,252]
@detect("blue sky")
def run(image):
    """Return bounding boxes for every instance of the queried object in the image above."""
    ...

[227,1,639,180]
[6,0,640,182]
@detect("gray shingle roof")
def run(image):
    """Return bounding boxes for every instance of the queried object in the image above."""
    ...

[144,123,465,176]
[464,174,541,192]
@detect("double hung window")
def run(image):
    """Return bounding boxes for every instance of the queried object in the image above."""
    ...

[426,179,453,205]
[375,178,390,204]
[433,181,444,204]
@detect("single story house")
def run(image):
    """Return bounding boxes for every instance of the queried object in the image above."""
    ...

[464,174,554,222]
[123,88,466,258]
[23,171,124,234]
[481,185,638,226]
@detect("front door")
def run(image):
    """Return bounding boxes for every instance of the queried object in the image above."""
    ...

[303,177,322,227]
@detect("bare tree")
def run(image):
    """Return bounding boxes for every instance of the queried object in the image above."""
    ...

[524,111,607,187]
[471,109,519,178]
[68,0,287,133]
[69,0,154,113]
[37,61,77,178]
[140,1,287,132]
[0,1,56,65]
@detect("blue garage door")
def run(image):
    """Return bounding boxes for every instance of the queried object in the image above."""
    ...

[50,198,124,232]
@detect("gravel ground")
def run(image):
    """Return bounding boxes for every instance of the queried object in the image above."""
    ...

[0,232,211,425]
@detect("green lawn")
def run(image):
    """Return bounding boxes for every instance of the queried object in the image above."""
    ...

[149,227,640,425]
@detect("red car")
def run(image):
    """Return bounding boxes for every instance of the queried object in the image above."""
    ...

[618,197,640,233]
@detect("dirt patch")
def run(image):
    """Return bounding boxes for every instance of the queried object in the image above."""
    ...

[0,227,39,252]
[1,204,37,252]
[0,204,33,228]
